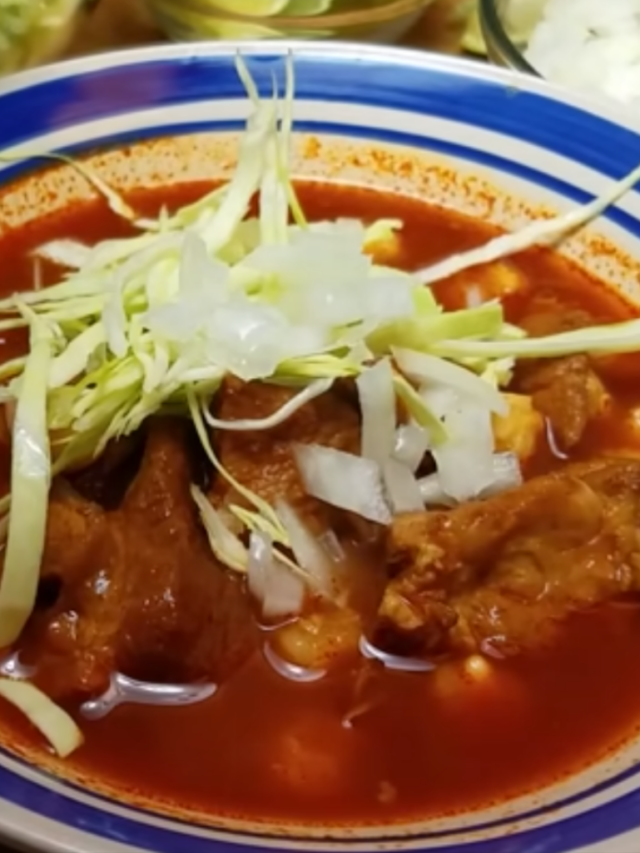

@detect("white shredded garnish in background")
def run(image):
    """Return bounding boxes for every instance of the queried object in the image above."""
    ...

[526,0,640,105]
[0,678,83,757]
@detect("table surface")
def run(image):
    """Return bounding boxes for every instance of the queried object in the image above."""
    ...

[3,1,468,850]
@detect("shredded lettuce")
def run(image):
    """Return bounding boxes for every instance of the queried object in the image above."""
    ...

[416,161,640,286]
[191,485,248,574]
[431,317,640,360]
[0,678,83,756]
[0,307,53,647]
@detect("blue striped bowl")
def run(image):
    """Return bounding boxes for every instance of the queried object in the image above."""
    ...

[1,40,640,853]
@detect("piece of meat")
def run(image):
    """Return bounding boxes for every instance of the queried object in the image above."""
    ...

[375,459,640,658]
[513,300,611,448]
[210,377,361,533]
[25,419,259,699]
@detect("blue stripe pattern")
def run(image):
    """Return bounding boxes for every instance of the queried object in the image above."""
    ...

[1,43,640,853]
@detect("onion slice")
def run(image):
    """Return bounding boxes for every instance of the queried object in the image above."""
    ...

[294,444,392,525]
[383,458,424,514]
[357,358,396,463]
[419,452,523,506]
[0,678,83,757]
[248,531,306,620]
[393,423,430,472]
[276,500,334,595]
[394,347,507,415]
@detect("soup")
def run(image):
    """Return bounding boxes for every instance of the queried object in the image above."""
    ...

[1,61,640,829]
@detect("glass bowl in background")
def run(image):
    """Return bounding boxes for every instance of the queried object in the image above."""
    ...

[479,0,640,109]
[478,0,541,73]
[146,0,436,44]
[0,0,91,75]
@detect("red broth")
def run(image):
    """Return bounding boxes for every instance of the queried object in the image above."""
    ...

[0,181,639,826]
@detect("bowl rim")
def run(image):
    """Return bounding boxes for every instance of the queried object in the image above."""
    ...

[149,0,431,29]
[479,0,539,76]
[5,39,640,853]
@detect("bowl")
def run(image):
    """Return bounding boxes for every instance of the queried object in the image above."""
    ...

[0,0,90,76]
[145,0,434,43]
[4,38,640,853]
[478,0,539,72]
[479,0,640,107]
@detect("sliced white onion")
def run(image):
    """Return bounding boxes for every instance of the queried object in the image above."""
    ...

[263,642,326,683]
[480,452,523,498]
[0,678,83,757]
[317,529,346,564]
[294,444,392,525]
[275,500,334,595]
[248,531,306,620]
[418,473,456,507]
[392,423,430,473]
[419,452,522,506]
[80,672,217,721]
[431,397,496,503]
[33,239,91,270]
[359,636,435,673]
[394,348,508,416]
[357,358,396,463]
[383,458,425,514]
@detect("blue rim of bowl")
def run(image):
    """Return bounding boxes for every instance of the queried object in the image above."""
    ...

[2,40,640,853]
[479,0,539,75]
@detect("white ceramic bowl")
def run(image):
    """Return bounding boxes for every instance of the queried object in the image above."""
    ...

[2,40,640,853]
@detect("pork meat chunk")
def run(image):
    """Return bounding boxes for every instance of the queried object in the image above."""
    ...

[26,419,259,699]
[376,459,640,657]
[514,300,610,448]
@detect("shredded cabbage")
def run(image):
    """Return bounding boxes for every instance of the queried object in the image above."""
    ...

[0,678,83,757]
[0,307,53,647]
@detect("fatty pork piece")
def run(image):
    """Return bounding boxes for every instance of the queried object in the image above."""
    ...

[209,376,361,530]
[513,298,611,448]
[26,419,259,699]
[376,459,640,658]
